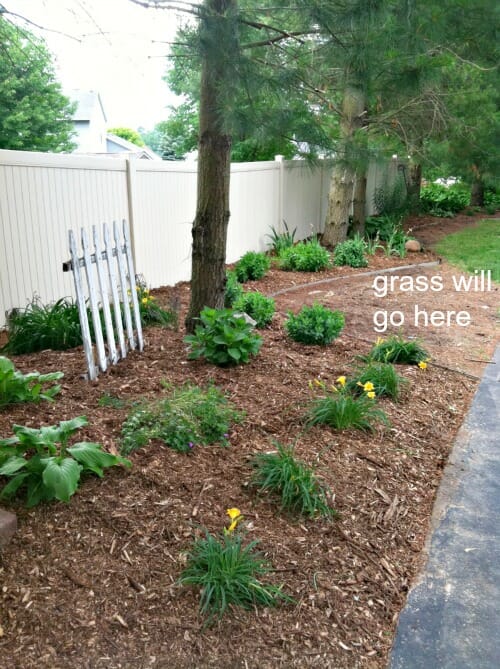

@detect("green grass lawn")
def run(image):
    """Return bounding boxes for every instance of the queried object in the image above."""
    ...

[435,219,500,283]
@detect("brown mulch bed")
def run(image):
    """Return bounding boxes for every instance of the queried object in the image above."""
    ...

[0,213,498,669]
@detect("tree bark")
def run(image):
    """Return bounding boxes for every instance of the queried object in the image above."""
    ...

[470,171,485,207]
[323,86,366,247]
[406,159,422,212]
[185,0,235,333]
[351,170,367,236]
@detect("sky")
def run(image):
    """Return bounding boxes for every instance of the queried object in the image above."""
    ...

[4,0,187,129]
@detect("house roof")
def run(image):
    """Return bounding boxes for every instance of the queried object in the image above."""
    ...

[70,90,107,122]
[106,133,160,160]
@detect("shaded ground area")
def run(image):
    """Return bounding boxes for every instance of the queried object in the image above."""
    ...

[0,213,498,668]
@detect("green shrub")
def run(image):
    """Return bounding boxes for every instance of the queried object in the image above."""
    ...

[348,361,407,400]
[179,528,291,623]
[306,377,389,431]
[279,238,330,272]
[285,303,345,345]
[365,213,402,242]
[233,291,275,328]
[484,189,500,211]
[333,237,368,268]
[224,270,244,307]
[266,221,297,255]
[184,307,262,366]
[0,416,131,507]
[0,356,63,407]
[234,251,271,282]
[367,335,429,365]
[250,443,335,518]
[120,383,242,455]
[2,298,83,354]
[135,281,177,328]
[420,183,470,217]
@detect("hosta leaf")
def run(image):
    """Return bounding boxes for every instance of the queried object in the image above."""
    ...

[26,476,54,507]
[228,348,241,361]
[0,472,29,499]
[0,456,27,475]
[42,457,82,502]
[67,442,131,477]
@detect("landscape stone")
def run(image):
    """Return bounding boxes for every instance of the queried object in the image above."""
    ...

[405,239,422,252]
[0,508,17,548]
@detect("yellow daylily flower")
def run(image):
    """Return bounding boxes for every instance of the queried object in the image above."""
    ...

[226,508,241,520]
[363,381,375,392]
[336,376,346,387]
[227,520,239,533]
[418,361,428,370]
[141,297,149,305]
[366,391,376,399]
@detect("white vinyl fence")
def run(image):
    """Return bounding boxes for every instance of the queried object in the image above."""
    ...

[0,149,399,328]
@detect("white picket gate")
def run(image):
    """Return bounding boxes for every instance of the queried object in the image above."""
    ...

[66,220,143,380]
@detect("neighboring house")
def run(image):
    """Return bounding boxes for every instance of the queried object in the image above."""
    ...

[69,89,160,160]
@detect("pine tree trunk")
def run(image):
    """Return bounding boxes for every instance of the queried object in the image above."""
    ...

[470,175,485,207]
[323,86,366,247]
[407,160,422,211]
[351,170,367,236]
[185,0,234,333]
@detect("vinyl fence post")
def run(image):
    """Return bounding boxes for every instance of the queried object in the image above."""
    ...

[125,158,138,266]
[275,154,284,233]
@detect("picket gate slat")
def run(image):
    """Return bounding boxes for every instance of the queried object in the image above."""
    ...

[67,220,143,380]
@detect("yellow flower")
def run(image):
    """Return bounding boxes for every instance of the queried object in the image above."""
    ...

[363,381,375,392]
[227,520,238,533]
[418,361,427,370]
[336,376,346,387]
[366,391,376,399]
[314,378,324,388]
[226,508,241,520]
[141,297,149,305]
[375,337,385,346]
[330,384,338,392]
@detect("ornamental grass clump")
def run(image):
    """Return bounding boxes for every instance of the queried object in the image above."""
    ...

[233,291,275,328]
[120,383,242,455]
[234,251,271,282]
[348,361,407,400]
[279,237,330,272]
[366,335,430,365]
[250,443,335,519]
[184,307,262,366]
[306,376,389,432]
[179,508,292,623]
[285,303,345,345]
[0,356,63,407]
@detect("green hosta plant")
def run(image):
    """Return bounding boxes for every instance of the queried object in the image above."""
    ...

[0,416,131,507]
[224,270,244,307]
[234,251,271,282]
[250,443,335,519]
[179,510,292,623]
[184,308,262,366]
[233,291,275,328]
[285,304,345,345]
[0,356,63,407]
[333,236,368,268]
[279,237,330,272]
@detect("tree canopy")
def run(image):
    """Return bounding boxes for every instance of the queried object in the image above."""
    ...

[0,17,76,152]
[108,127,145,147]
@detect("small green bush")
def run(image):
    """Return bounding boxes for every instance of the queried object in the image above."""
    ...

[0,356,63,407]
[2,298,83,354]
[279,238,330,272]
[224,270,244,307]
[365,213,403,242]
[367,335,429,365]
[179,529,291,623]
[0,416,131,507]
[120,383,242,455]
[250,443,335,518]
[348,361,407,400]
[266,221,297,255]
[233,291,275,328]
[420,183,470,217]
[184,307,262,366]
[234,251,271,282]
[333,237,368,268]
[285,304,345,345]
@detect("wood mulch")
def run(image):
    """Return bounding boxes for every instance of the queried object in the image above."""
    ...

[0,212,498,668]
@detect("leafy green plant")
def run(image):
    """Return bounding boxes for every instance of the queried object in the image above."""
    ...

[224,270,244,307]
[364,232,384,255]
[233,291,275,328]
[250,443,335,518]
[384,226,412,258]
[120,383,242,455]
[333,236,368,268]
[135,280,177,328]
[420,183,470,217]
[365,213,403,242]
[234,251,271,282]
[0,356,63,407]
[0,416,131,507]
[97,393,128,409]
[279,237,330,272]
[184,308,262,366]
[266,221,297,255]
[285,304,345,345]
[366,335,430,364]
[306,377,389,432]
[2,297,83,354]
[179,516,291,623]
[348,361,407,400]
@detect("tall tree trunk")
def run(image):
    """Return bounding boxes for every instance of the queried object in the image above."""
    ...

[351,169,367,236]
[406,159,422,212]
[323,86,366,247]
[470,169,485,207]
[185,0,235,333]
